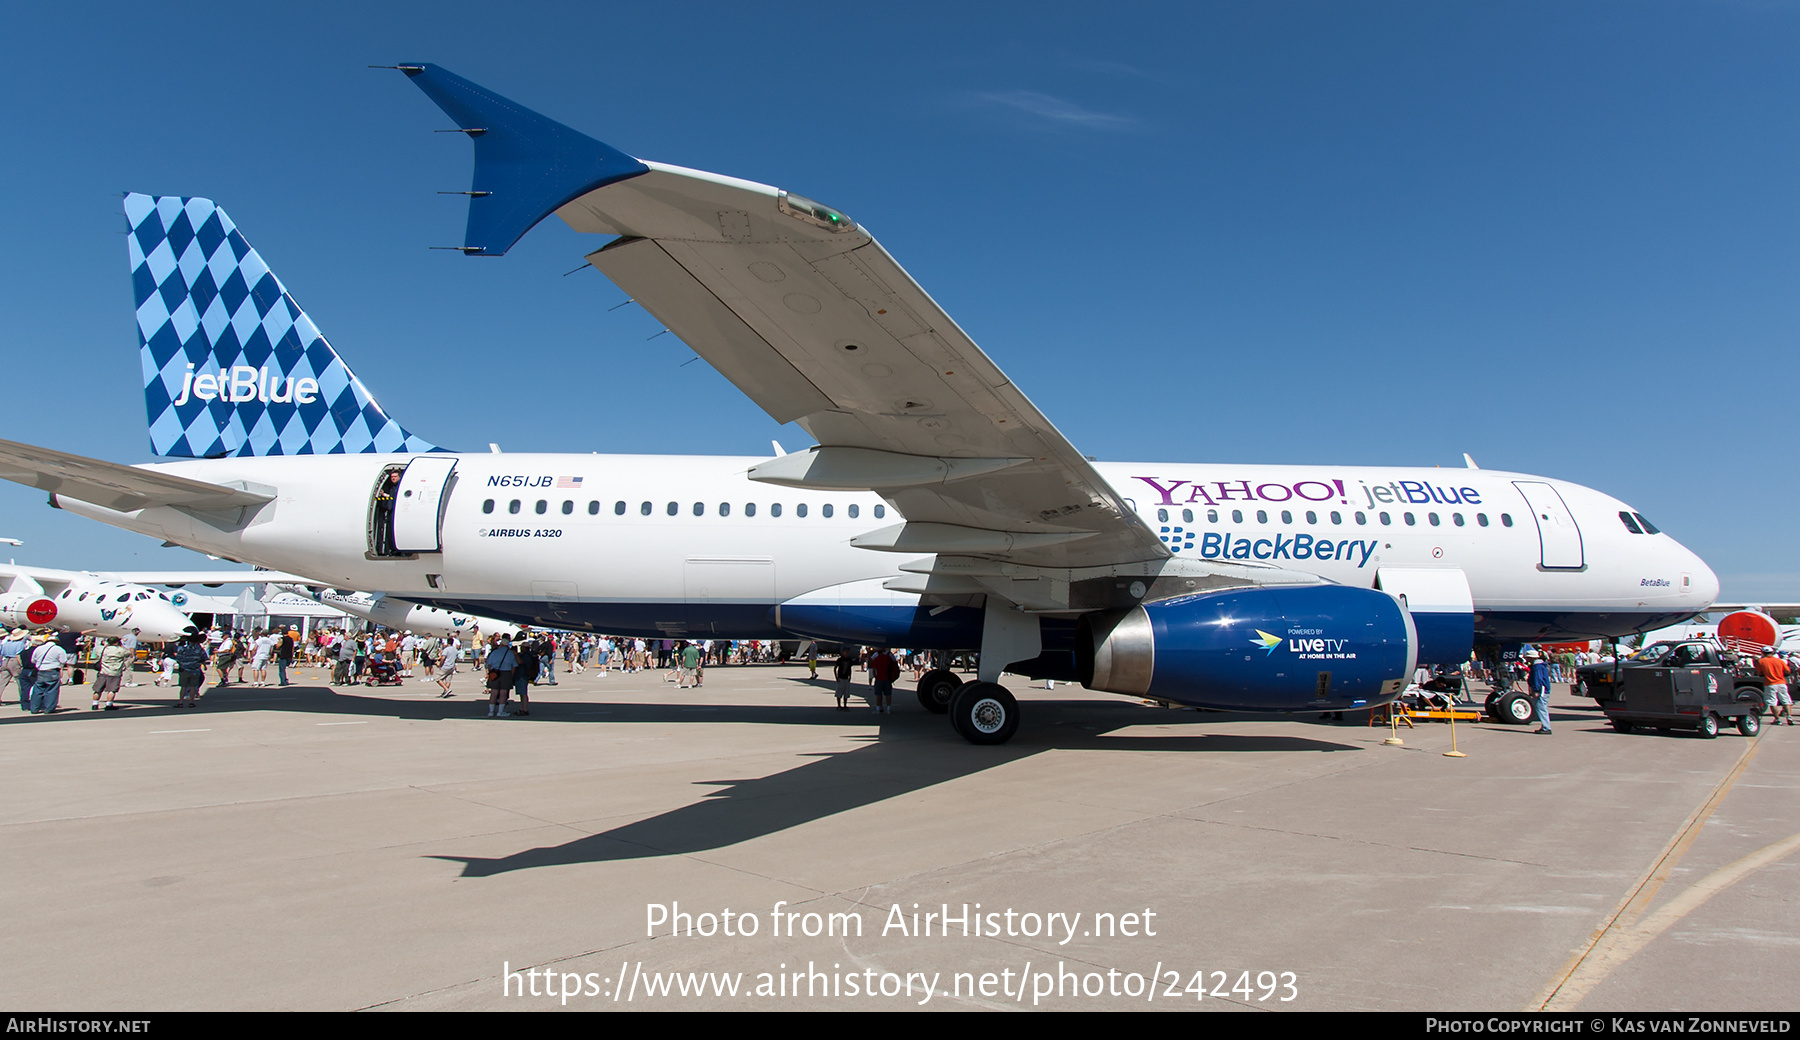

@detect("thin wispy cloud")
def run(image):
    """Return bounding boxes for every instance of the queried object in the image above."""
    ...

[1075,59,1168,84]
[962,90,1142,131]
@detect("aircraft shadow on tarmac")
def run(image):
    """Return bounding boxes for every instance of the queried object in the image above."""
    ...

[1,675,1365,876]
[422,680,1364,878]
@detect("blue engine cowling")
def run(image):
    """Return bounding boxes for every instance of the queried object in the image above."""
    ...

[1076,584,1416,711]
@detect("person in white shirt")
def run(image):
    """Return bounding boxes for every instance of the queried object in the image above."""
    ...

[252,632,275,687]
[28,634,71,714]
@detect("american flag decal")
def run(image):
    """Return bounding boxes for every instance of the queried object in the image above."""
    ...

[556,476,584,488]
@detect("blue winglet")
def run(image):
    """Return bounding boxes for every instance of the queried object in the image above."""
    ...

[399,64,649,256]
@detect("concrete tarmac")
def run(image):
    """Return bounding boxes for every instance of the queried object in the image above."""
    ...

[2,662,1794,1011]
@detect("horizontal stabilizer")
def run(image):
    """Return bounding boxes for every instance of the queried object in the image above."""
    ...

[0,437,273,512]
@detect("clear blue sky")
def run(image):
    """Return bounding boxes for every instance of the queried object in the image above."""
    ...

[1,1,1795,599]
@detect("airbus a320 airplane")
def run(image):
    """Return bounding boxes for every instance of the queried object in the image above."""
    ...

[0,65,1716,743]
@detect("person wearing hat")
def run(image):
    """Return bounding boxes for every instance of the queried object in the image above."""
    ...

[173,631,210,708]
[0,628,28,710]
[28,631,71,715]
[1527,649,1553,734]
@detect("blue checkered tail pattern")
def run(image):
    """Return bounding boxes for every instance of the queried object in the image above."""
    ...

[128,194,442,458]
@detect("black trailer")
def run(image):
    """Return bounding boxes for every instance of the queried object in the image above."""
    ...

[1593,664,1762,738]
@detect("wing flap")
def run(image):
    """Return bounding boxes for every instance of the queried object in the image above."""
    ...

[0,438,274,512]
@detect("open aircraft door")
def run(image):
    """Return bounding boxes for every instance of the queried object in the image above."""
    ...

[1511,481,1584,569]
[391,457,458,554]
[1376,567,1474,665]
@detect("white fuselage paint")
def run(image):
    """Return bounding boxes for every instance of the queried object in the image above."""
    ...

[52,453,1719,636]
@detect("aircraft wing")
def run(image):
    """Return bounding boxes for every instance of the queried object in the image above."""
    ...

[0,438,273,513]
[0,563,73,597]
[403,64,1168,572]
[95,570,311,588]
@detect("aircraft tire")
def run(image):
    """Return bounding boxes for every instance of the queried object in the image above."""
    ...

[916,669,961,715]
[1498,693,1534,725]
[950,681,1018,746]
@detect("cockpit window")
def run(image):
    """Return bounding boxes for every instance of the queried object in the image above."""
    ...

[1633,512,1660,534]
[1618,511,1643,534]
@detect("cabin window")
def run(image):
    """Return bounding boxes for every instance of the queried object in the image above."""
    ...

[666,501,678,516]
[482,499,494,514]
[508,500,521,514]
[874,505,886,518]
[719,503,731,517]
[562,501,574,515]
[848,504,859,519]
[822,504,833,518]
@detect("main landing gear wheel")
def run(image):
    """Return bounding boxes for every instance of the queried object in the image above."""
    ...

[1498,693,1534,725]
[916,669,962,715]
[950,681,1019,745]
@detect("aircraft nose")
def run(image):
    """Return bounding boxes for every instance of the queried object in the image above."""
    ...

[1673,539,1720,608]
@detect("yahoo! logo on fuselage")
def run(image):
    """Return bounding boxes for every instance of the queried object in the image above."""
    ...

[170,364,321,407]
[1132,475,1483,509]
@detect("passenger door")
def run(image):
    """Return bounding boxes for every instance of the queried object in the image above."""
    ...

[1511,481,1584,569]
[392,457,458,554]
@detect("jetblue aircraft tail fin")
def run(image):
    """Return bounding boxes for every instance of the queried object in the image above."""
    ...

[127,193,441,457]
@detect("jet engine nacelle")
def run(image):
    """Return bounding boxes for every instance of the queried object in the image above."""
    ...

[1077,584,1417,711]
[0,592,59,628]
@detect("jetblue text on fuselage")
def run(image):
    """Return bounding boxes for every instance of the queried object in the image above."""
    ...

[169,364,321,407]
